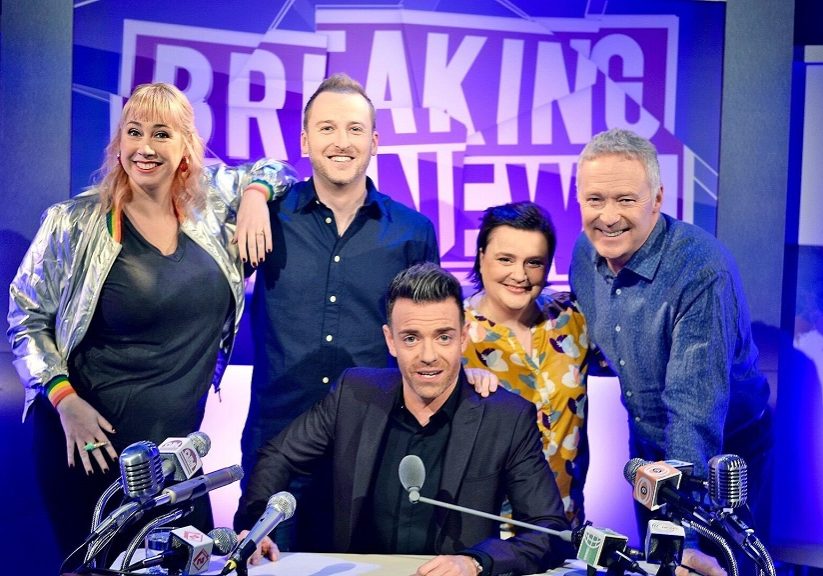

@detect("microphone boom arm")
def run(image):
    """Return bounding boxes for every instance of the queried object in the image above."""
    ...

[412,493,573,542]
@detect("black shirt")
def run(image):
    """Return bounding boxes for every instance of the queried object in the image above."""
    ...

[355,381,460,554]
[68,214,232,450]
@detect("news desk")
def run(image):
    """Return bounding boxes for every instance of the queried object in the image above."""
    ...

[203,553,593,576]
[98,550,597,575]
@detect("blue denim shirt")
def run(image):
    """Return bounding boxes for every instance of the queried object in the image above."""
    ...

[570,214,769,476]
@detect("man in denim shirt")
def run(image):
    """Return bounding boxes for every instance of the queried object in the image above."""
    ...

[569,129,771,569]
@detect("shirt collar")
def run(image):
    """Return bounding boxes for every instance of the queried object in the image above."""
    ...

[595,213,668,281]
[295,176,386,220]
[392,373,462,426]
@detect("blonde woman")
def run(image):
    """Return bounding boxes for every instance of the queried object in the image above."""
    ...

[7,82,296,557]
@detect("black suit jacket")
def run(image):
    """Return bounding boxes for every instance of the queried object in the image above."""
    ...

[235,367,573,575]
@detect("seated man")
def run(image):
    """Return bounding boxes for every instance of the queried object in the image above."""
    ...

[234,263,573,576]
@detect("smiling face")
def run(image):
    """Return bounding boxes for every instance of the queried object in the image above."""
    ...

[578,154,663,274]
[478,226,549,320]
[383,297,468,414]
[301,90,378,195]
[119,117,186,196]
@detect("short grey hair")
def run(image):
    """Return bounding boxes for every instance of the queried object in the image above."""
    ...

[386,263,464,325]
[576,128,661,196]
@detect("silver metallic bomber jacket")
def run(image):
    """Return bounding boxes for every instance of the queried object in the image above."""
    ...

[7,159,298,421]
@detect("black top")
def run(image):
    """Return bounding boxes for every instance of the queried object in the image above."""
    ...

[68,214,232,450]
[355,381,458,554]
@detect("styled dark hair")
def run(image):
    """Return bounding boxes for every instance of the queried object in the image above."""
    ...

[386,263,464,325]
[302,72,376,131]
[469,201,556,290]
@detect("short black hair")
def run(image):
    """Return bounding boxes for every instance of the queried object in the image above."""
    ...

[469,201,556,290]
[386,263,464,325]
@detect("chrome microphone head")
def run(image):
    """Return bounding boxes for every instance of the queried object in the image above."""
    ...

[268,491,297,520]
[398,454,426,493]
[189,431,211,457]
[708,454,748,509]
[119,441,164,500]
[209,527,238,555]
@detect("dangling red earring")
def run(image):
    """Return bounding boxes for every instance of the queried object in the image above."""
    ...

[180,157,188,173]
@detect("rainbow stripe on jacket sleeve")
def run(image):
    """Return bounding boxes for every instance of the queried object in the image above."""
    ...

[245,179,275,201]
[45,376,76,408]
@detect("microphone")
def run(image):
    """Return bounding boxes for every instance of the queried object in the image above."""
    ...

[708,454,747,510]
[145,464,244,510]
[119,441,165,501]
[398,455,573,540]
[644,519,685,576]
[126,526,213,575]
[398,453,426,502]
[220,491,296,575]
[577,524,647,574]
[623,458,708,522]
[159,431,211,481]
[399,456,646,573]
[126,527,237,573]
[625,459,683,512]
[210,527,239,555]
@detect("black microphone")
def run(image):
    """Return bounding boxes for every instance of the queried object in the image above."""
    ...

[159,431,212,481]
[119,441,165,501]
[221,491,296,575]
[708,454,747,510]
[126,527,237,573]
[144,464,244,510]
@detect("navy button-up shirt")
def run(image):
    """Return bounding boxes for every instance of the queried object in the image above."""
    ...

[244,177,440,453]
[570,213,769,476]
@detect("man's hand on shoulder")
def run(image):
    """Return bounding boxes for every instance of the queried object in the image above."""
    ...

[416,554,480,576]
[464,368,499,398]
[675,548,727,576]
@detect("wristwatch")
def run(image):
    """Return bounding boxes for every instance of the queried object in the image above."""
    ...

[469,556,483,574]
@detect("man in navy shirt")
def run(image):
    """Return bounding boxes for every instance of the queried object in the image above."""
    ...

[239,74,440,551]
[569,128,771,571]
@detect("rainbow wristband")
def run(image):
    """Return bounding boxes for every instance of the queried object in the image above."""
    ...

[45,376,76,408]
[245,180,274,201]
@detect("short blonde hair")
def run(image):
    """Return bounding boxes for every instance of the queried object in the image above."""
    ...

[96,82,205,220]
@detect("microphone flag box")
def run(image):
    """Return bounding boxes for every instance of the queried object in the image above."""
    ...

[168,526,214,574]
[634,461,682,511]
[577,526,629,569]
[645,519,685,565]
[159,437,202,480]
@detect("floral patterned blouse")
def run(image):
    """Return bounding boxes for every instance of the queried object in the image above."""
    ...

[463,291,590,525]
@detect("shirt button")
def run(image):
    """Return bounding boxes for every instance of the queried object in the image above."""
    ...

[322,377,330,384]
[615,325,621,333]
[619,359,626,366]
[329,295,337,303]
[634,416,641,422]
[333,255,341,263]
[325,334,333,342]
[615,288,622,295]
[625,390,633,398]
[325,217,332,224]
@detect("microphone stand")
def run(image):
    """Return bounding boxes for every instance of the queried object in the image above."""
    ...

[409,491,573,541]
